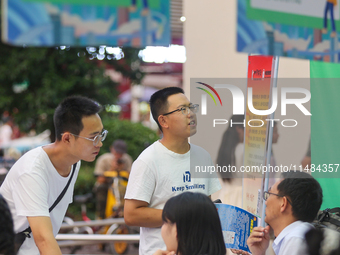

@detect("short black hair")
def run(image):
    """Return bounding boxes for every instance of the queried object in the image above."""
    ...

[278,171,323,222]
[149,87,184,131]
[162,192,226,255]
[54,96,102,141]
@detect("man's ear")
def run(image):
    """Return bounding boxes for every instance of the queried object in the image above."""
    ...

[61,133,72,144]
[158,115,169,130]
[280,196,290,213]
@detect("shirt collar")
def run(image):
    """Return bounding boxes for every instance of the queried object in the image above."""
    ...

[272,221,303,254]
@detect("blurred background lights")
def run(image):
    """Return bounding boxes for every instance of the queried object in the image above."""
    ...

[105,104,122,113]
[76,45,186,63]
[180,16,186,22]
[138,45,186,63]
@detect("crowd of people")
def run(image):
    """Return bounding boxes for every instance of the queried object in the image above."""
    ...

[0,88,338,255]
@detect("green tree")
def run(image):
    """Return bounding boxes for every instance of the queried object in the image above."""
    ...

[0,1,144,139]
[0,45,144,140]
[1,47,143,136]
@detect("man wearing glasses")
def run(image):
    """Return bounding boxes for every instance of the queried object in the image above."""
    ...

[124,87,221,255]
[0,96,107,255]
[247,171,323,255]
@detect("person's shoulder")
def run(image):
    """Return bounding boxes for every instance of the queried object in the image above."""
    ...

[136,141,160,159]
[190,143,211,156]
[285,221,313,239]
[19,146,45,160]
[11,147,50,174]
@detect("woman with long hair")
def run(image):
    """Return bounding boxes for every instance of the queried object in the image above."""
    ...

[153,192,226,255]
[216,114,245,182]
[214,114,245,207]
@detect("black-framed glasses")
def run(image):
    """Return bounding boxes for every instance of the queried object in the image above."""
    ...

[62,129,108,146]
[162,104,199,116]
[263,191,292,205]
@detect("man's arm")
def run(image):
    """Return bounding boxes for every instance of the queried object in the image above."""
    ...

[28,216,62,255]
[247,226,271,255]
[124,199,162,228]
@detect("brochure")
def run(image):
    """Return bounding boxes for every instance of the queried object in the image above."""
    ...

[215,203,258,253]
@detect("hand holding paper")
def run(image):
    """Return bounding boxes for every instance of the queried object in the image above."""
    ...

[247,226,271,255]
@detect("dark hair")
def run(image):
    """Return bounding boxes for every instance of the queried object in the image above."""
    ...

[305,228,340,255]
[149,87,184,131]
[112,139,127,154]
[277,171,323,222]
[216,114,245,182]
[162,192,226,255]
[54,96,102,141]
[0,194,15,255]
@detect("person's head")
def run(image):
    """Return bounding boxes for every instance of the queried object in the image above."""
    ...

[150,87,198,137]
[216,114,245,182]
[54,96,105,162]
[110,139,127,159]
[161,192,226,255]
[305,228,340,255]
[264,171,323,232]
[0,194,15,255]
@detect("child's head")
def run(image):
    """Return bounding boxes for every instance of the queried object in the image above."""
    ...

[161,192,226,255]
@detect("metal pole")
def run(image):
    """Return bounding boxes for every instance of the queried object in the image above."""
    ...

[260,56,279,227]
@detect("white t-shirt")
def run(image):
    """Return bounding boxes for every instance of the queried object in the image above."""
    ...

[0,146,80,255]
[125,140,221,255]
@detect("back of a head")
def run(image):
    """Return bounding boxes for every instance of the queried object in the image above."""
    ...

[278,171,323,222]
[54,95,102,141]
[305,228,340,255]
[149,87,184,131]
[162,192,226,255]
[112,139,127,154]
[0,194,15,255]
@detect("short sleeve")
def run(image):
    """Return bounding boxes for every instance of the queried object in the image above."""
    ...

[124,159,156,204]
[13,172,49,217]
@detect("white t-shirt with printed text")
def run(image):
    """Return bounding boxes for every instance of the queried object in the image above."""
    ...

[125,140,221,255]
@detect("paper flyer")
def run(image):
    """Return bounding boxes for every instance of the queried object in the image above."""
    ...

[215,203,258,253]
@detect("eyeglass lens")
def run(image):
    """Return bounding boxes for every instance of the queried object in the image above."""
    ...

[94,130,107,145]
[181,105,198,115]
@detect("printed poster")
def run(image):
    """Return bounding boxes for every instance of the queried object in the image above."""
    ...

[243,55,274,217]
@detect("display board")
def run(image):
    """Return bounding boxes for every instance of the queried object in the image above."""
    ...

[1,0,170,47]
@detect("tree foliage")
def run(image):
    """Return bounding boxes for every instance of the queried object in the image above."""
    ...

[0,44,143,140]
[101,117,159,160]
